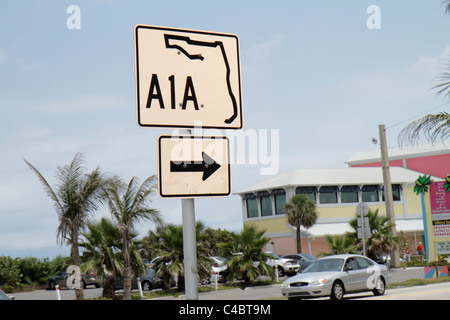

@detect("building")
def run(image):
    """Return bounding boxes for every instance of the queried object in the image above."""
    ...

[345,142,450,179]
[236,166,443,257]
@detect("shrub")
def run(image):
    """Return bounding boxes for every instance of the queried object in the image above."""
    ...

[0,256,22,292]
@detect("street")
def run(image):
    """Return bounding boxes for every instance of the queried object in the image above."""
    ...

[9,267,431,300]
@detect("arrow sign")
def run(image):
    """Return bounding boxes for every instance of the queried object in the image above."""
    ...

[158,135,230,198]
[170,152,221,181]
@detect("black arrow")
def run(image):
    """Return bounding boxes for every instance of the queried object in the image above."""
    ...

[170,152,221,181]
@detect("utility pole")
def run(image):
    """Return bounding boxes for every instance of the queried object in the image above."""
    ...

[379,124,400,268]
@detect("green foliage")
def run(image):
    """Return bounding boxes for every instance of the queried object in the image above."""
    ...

[18,255,67,286]
[221,225,274,287]
[150,223,211,291]
[323,234,356,255]
[0,256,22,292]
[284,194,318,253]
[348,209,398,260]
[0,255,68,292]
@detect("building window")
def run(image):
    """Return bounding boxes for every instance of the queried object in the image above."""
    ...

[272,189,286,215]
[319,186,338,204]
[382,184,401,201]
[295,187,316,202]
[362,185,379,202]
[341,185,359,203]
[244,194,258,218]
[258,191,273,216]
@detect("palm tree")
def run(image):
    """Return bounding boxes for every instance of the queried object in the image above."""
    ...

[323,234,356,255]
[283,194,318,253]
[398,111,450,145]
[103,175,162,300]
[151,223,211,291]
[24,153,111,300]
[80,217,123,299]
[349,209,398,261]
[398,2,450,145]
[221,225,274,288]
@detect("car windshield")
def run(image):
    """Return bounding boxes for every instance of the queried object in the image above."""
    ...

[302,258,344,273]
[302,254,317,260]
[268,253,280,259]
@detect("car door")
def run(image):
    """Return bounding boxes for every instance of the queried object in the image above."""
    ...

[56,270,68,288]
[342,257,362,292]
[354,256,376,291]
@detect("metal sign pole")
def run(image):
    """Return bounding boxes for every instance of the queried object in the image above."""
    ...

[180,128,198,300]
[362,216,366,256]
[182,198,198,299]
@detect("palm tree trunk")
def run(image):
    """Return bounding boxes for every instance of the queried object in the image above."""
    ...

[296,226,302,253]
[70,238,85,300]
[122,232,132,300]
[102,273,115,299]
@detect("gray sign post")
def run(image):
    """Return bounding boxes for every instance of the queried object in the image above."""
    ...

[356,203,370,256]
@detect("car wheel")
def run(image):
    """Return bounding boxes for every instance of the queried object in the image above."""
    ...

[330,281,345,300]
[372,277,385,296]
[142,281,152,292]
[49,280,57,290]
[276,267,286,277]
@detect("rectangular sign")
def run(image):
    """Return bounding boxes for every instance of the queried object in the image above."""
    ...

[158,135,231,198]
[135,25,243,129]
[431,181,450,237]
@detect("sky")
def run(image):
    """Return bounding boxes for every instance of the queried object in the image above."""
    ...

[1,0,449,258]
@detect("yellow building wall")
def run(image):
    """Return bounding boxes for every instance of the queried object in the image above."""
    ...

[244,185,428,236]
[245,217,291,234]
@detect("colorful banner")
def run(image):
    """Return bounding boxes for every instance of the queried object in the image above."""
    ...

[430,181,450,237]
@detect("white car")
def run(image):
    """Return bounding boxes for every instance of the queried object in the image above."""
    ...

[265,252,300,277]
[201,256,229,285]
[281,254,391,300]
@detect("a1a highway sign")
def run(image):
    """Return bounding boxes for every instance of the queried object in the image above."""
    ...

[158,135,231,198]
[135,25,243,129]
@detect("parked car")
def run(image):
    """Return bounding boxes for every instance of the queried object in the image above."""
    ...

[0,290,14,300]
[281,254,391,300]
[282,253,317,272]
[201,256,229,285]
[48,269,101,290]
[114,267,166,292]
[265,252,300,277]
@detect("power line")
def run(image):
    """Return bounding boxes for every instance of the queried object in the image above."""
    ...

[386,102,448,129]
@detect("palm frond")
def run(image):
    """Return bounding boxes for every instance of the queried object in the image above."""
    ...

[24,158,63,215]
[398,112,450,145]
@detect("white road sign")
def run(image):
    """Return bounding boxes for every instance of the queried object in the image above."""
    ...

[158,135,231,198]
[135,25,243,129]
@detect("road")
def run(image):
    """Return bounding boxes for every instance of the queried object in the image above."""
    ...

[9,267,439,300]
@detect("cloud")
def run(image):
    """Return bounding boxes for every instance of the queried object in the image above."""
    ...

[243,34,286,63]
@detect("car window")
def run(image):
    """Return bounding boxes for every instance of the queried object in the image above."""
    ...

[303,258,344,273]
[355,257,373,269]
[345,258,360,270]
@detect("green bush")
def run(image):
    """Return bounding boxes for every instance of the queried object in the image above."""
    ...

[0,255,69,291]
[0,256,22,292]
